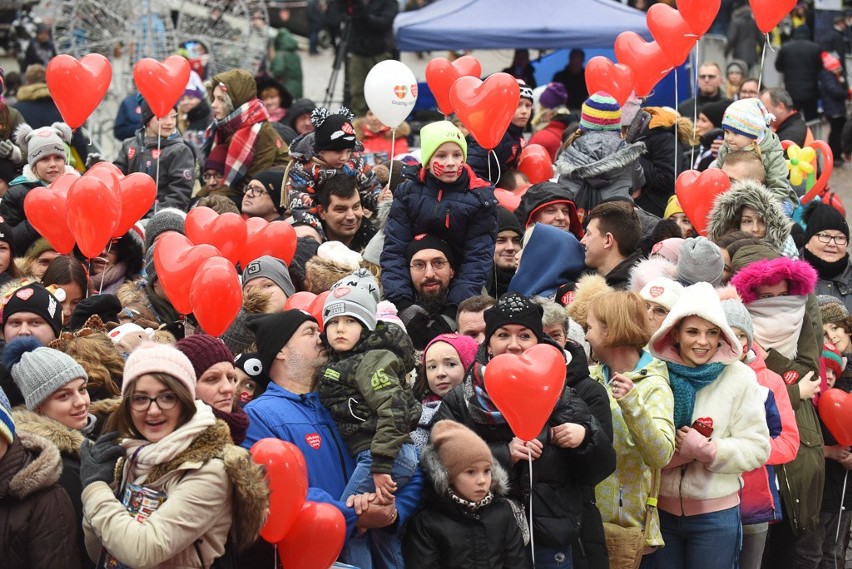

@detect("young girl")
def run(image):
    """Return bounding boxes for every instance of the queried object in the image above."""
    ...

[403,419,528,568]
[41,255,91,330]
[411,333,479,449]
[819,296,852,384]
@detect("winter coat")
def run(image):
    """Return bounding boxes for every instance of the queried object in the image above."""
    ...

[381,164,497,307]
[555,131,644,223]
[514,181,584,238]
[818,69,848,119]
[529,119,568,162]
[626,108,686,218]
[114,93,143,141]
[725,5,763,67]
[316,321,421,473]
[803,249,852,314]
[353,117,411,157]
[467,124,525,184]
[434,345,617,548]
[775,111,812,149]
[269,28,304,98]
[83,418,268,569]
[677,93,731,125]
[715,129,796,205]
[348,0,398,57]
[591,354,674,547]
[114,130,197,214]
[0,430,81,569]
[403,439,528,569]
[775,38,824,103]
[603,249,645,291]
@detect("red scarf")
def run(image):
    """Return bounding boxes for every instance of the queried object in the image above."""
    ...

[209,99,269,189]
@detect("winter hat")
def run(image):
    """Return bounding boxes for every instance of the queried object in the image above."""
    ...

[539,82,568,109]
[246,310,318,371]
[721,298,754,351]
[580,92,621,132]
[518,80,534,102]
[143,207,187,251]
[243,255,295,297]
[823,52,843,73]
[484,292,544,344]
[376,300,406,332]
[250,169,286,214]
[2,283,63,337]
[731,257,818,304]
[234,351,268,383]
[621,92,643,127]
[5,337,87,410]
[497,206,523,238]
[0,387,13,444]
[204,144,228,174]
[312,107,357,151]
[804,201,849,241]
[15,122,71,169]
[406,233,456,268]
[699,100,730,130]
[823,342,845,376]
[323,268,381,331]
[640,277,684,312]
[431,419,493,481]
[818,294,849,324]
[424,333,479,372]
[419,120,467,165]
[122,341,197,397]
[70,294,122,330]
[108,323,150,346]
[317,241,362,272]
[677,237,724,287]
[722,98,772,141]
[649,237,685,264]
[184,70,205,99]
[0,221,13,261]
[663,195,684,220]
[176,334,234,380]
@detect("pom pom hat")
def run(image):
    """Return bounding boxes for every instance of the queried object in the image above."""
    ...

[579,92,621,132]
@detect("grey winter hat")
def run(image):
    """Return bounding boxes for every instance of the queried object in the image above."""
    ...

[143,208,187,251]
[243,255,295,297]
[6,338,87,410]
[721,298,754,350]
[323,268,381,331]
[677,237,724,287]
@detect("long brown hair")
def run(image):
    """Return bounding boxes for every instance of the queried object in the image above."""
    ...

[107,373,196,439]
[61,332,123,399]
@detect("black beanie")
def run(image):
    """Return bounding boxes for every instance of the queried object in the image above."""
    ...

[699,100,730,129]
[312,108,357,151]
[804,201,849,241]
[70,294,122,331]
[139,97,177,128]
[406,233,456,268]
[246,309,318,372]
[497,206,523,238]
[483,292,544,346]
[251,169,286,213]
[0,221,15,260]
[3,284,63,337]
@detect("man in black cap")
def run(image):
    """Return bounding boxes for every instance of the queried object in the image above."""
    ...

[488,207,523,299]
[2,283,63,346]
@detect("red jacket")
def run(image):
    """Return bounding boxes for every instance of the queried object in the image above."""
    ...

[529,120,568,162]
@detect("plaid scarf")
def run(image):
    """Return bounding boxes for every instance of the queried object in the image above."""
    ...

[463,362,505,426]
[206,98,269,189]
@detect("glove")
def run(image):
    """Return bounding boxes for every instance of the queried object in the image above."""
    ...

[0,139,20,163]
[79,431,125,488]
[85,152,103,170]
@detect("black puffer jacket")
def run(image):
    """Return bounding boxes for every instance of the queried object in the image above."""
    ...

[627,108,686,218]
[775,35,823,103]
[467,124,525,184]
[348,0,398,56]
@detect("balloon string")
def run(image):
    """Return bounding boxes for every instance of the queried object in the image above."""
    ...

[388,128,396,187]
[674,65,679,193]
[836,470,848,545]
[491,149,502,186]
[690,40,699,168]
[155,122,162,215]
[758,34,768,92]
[96,239,113,295]
[528,445,535,567]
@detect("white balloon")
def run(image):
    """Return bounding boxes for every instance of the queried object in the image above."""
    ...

[364,60,418,129]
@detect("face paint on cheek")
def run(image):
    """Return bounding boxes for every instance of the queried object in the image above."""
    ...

[432,162,446,177]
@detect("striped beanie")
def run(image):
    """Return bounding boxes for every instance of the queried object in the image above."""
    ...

[0,387,13,444]
[580,92,621,132]
[518,80,534,102]
[823,342,844,377]
[722,98,771,141]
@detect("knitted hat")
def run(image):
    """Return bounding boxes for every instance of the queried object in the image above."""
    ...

[108,323,150,346]
[699,100,730,129]
[243,255,295,297]
[0,221,14,260]
[823,52,843,72]
[497,206,523,238]
[122,341,197,397]
[419,120,467,165]
[649,237,685,264]
[539,82,568,110]
[823,342,845,376]
[143,208,186,251]
[234,351,270,391]
[663,195,684,220]
[621,92,643,127]
[246,310,318,372]
[804,201,850,241]
[579,92,621,132]
[639,277,685,312]
[424,333,479,371]
[176,334,234,380]
[250,169,286,214]
[677,237,724,287]
[204,144,228,174]
[721,298,754,351]
[0,387,13,444]
[184,70,205,99]
[376,300,406,332]
[2,283,63,337]
[15,122,70,169]
[818,294,849,324]
[722,98,771,141]
[518,80,534,102]
[5,337,87,411]
[406,233,456,268]
[430,419,493,481]
[70,294,122,330]
[312,107,357,151]
[484,292,544,344]
[323,269,381,331]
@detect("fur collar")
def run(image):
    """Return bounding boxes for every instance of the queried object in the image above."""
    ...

[706,178,793,254]
[730,257,818,303]
[557,133,645,183]
[89,397,122,420]
[11,407,85,457]
[420,439,510,497]
[1,430,63,499]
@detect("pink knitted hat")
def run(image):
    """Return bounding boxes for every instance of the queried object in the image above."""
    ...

[423,333,479,371]
[122,341,197,398]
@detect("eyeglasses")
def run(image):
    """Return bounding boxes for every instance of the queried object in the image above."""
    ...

[130,392,179,411]
[647,305,669,318]
[698,74,718,80]
[816,232,848,246]
[410,259,449,272]
[243,184,270,197]
[203,172,223,182]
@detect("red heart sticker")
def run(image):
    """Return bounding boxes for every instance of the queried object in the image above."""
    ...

[333,287,351,298]
[561,290,575,305]
[692,417,714,437]
[305,433,322,450]
[649,286,664,298]
[783,370,800,385]
[15,289,34,301]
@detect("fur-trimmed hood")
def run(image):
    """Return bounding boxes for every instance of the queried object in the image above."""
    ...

[11,408,85,458]
[565,273,613,329]
[420,438,510,498]
[706,178,793,253]
[556,132,645,188]
[730,256,818,304]
[0,430,63,500]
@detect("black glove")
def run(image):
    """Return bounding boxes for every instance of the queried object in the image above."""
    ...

[79,431,125,488]
[84,152,103,170]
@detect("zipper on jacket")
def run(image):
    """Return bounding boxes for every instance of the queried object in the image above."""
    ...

[445,207,451,229]
[619,486,624,525]
[679,465,687,517]
[779,464,800,532]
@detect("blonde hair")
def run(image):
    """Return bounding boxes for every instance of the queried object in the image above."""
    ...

[60,332,123,398]
[588,291,651,350]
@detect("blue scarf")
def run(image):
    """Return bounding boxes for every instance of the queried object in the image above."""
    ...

[667,361,725,429]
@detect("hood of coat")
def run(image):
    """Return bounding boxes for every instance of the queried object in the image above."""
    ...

[730,255,817,304]
[11,408,85,458]
[420,438,510,498]
[210,69,257,108]
[16,82,51,102]
[706,178,793,254]
[0,430,63,500]
[556,132,645,188]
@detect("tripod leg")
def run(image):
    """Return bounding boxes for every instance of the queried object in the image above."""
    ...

[323,18,352,108]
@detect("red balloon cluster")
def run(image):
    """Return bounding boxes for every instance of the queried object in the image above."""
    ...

[249,439,346,569]
[425,56,482,116]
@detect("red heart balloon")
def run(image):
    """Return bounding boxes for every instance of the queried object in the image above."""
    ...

[46,54,111,128]
[518,144,554,184]
[185,206,247,265]
[675,169,731,236]
[250,439,309,544]
[189,256,243,336]
[453,55,481,78]
[85,162,120,192]
[750,0,796,34]
[484,343,566,441]
[277,502,346,569]
[66,176,121,258]
[114,173,157,237]
[819,388,852,446]
[450,73,520,151]
[425,56,482,116]
[647,4,698,66]
[133,56,191,118]
[676,0,721,36]
[23,176,76,254]
[284,291,317,311]
[584,56,635,107]
[614,32,673,98]
[494,188,521,212]
[153,232,222,315]
[240,218,297,268]
[308,291,329,329]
